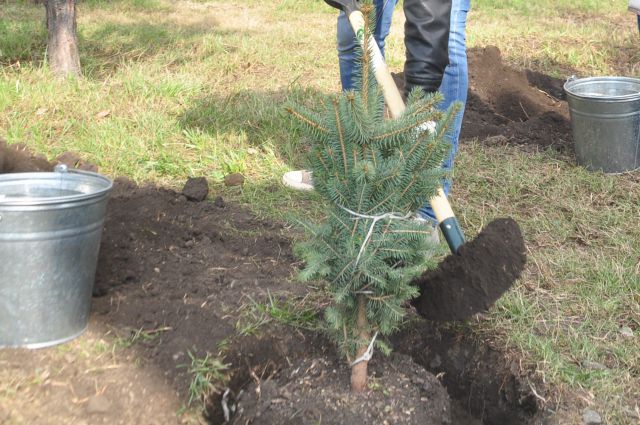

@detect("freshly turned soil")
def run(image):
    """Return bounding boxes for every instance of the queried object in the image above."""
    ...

[412,218,527,321]
[0,139,52,172]
[0,46,570,424]
[394,45,572,151]
[462,46,571,151]
[232,354,452,425]
[0,146,543,425]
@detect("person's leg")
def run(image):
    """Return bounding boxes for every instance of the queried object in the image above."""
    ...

[283,0,398,191]
[337,0,397,91]
[418,0,470,222]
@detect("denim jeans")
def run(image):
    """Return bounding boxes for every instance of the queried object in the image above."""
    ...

[337,0,398,91]
[418,0,470,222]
[336,0,470,223]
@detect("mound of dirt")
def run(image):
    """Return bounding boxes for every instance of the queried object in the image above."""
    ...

[393,45,572,151]
[233,354,452,425]
[91,180,472,425]
[0,139,52,173]
[0,139,99,173]
[463,46,572,150]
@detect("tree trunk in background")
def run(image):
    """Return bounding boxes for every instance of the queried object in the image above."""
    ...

[45,0,80,77]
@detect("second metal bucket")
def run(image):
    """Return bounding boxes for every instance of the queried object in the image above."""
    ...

[564,76,640,173]
[0,167,112,348]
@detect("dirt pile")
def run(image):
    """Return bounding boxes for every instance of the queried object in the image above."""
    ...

[413,217,526,321]
[0,63,553,422]
[463,46,572,150]
[91,179,467,424]
[0,139,99,173]
[233,354,453,425]
[393,45,572,151]
[0,139,52,173]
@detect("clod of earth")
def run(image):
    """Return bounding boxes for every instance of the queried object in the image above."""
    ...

[214,195,226,208]
[182,176,209,202]
[0,139,52,173]
[412,217,526,321]
[224,172,245,186]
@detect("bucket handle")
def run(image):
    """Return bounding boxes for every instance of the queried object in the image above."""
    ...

[54,163,107,179]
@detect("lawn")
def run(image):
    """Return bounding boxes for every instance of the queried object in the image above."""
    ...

[0,0,638,423]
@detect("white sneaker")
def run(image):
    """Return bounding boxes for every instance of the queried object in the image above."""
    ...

[282,170,314,191]
[630,0,640,13]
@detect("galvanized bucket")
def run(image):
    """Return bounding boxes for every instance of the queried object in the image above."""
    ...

[0,166,112,348]
[564,76,640,173]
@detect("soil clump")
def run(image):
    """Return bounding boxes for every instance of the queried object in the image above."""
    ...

[182,176,210,201]
[413,218,526,321]
[393,46,572,151]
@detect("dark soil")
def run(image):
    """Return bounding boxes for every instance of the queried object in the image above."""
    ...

[413,218,526,321]
[0,139,99,173]
[89,180,463,425]
[233,354,452,425]
[182,176,209,201]
[0,140,53,173]
[392,321,547,425]
[0,49,569,423]
[463,46,572,151]
[0,144,546,425]
[393,45,572,151]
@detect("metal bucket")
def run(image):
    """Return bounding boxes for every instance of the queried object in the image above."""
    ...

[564,76,640,173]
[0,166,112,348]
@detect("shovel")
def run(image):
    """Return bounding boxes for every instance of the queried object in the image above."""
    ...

[323,0,526,320]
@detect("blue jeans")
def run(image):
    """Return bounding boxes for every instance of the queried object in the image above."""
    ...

[337,0,398,91]
[336,0,470,223]
[418,0,470,222]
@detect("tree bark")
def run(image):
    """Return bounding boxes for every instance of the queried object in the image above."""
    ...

[350,295,370,392]
[45,0,81,77]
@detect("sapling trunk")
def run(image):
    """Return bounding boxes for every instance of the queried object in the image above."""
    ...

[350,295,370,392]
[288,0,455,397]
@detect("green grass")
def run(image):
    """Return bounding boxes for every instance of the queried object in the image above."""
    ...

[235,292,322,336]
[453,143,639,423]
[179,351,229,408]
[469,1,640,77]
[1,0,638,423]
[474,0,621,14]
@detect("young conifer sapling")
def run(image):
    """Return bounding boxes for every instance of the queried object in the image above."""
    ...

[288,3,459,393]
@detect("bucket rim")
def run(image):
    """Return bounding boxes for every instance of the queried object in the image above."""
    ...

[563,76,640,101]
[0,170,113,206]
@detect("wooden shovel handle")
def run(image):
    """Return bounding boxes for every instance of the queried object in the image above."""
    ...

[348,11,465,253]
[347,12,406,118]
